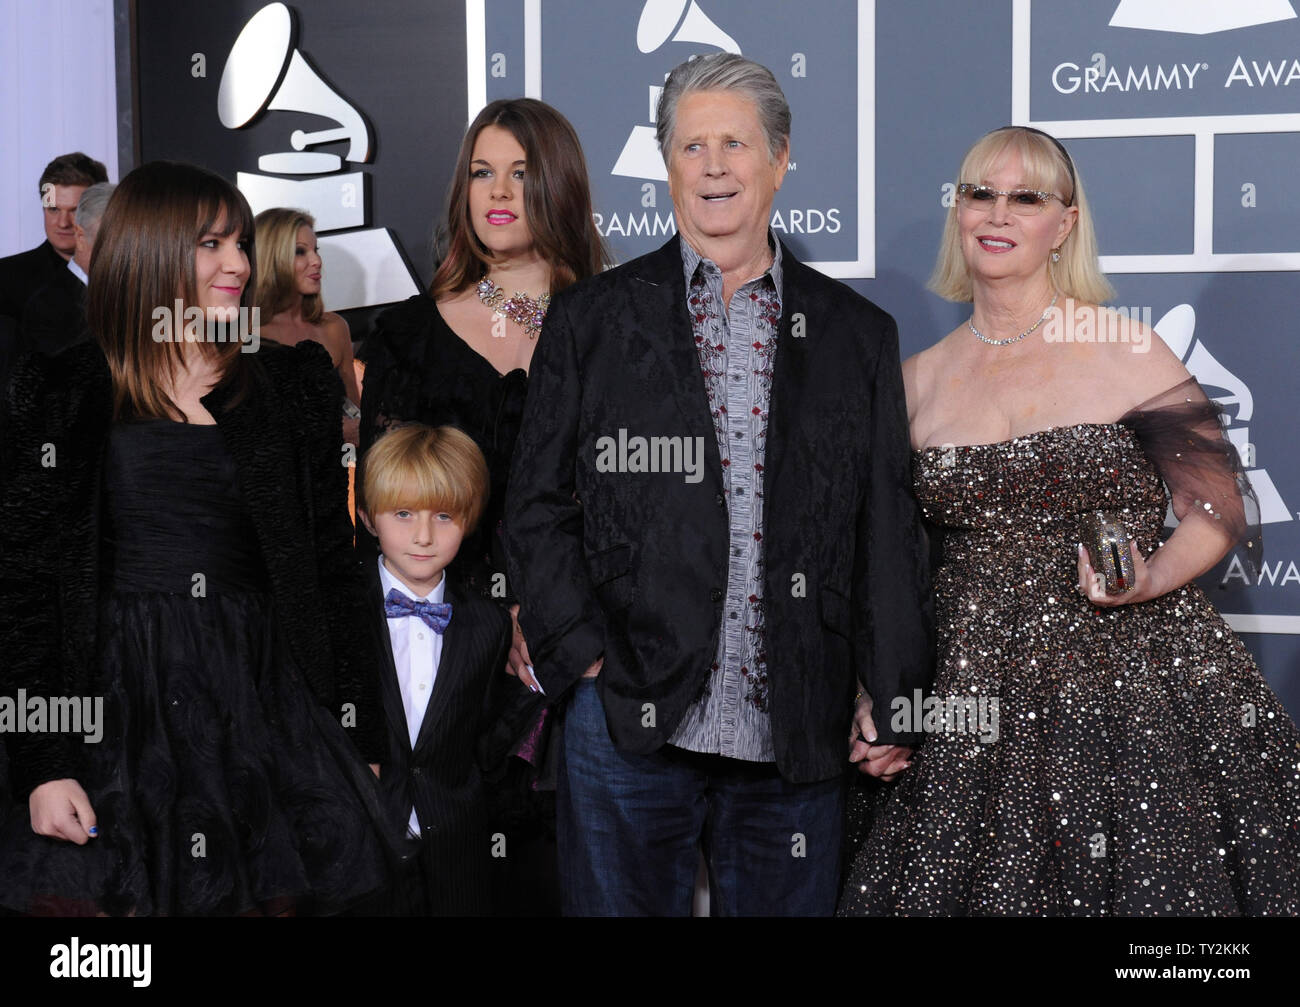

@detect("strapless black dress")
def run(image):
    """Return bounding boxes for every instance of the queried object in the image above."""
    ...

[0,419,392,915]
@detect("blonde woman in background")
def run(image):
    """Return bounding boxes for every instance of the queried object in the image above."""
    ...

[254,207,361,444]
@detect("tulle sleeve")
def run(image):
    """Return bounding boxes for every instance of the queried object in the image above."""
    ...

[1118,376,1262,575]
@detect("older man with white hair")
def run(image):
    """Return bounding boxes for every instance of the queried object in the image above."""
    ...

[505,53,933,916]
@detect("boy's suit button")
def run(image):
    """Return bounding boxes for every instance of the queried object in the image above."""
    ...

[412,767,422,776]
[710,588,723,602]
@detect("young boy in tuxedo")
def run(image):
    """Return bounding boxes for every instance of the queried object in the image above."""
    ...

[356,423,524,915]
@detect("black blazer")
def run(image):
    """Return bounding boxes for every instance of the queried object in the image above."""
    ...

[0,240,66,326]
[19,263,88,359]
[504,235,933,784]
[0,339,387,799]
[364,561,516,914]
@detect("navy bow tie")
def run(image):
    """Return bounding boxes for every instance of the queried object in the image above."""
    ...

[384,589,452,634]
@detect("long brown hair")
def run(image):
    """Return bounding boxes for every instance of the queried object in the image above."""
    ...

[254,207,324,324]
[89,161,256,420]
[431,98,607,298]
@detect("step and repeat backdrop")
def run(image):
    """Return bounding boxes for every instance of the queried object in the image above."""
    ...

[132,0,1300,711]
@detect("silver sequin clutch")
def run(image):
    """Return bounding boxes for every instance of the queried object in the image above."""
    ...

[1080,510,1136,595]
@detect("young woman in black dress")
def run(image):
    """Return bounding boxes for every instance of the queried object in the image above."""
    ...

[359,98,606,914]
[0,161,393,915]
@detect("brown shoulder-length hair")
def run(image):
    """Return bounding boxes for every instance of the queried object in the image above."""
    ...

[89,161,256,420]
[254,207,323,324]
[431,98,607,299]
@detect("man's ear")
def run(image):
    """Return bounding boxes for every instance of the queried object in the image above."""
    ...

[773,140,790,191]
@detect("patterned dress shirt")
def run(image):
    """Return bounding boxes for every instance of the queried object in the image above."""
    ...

[668,235,783,762]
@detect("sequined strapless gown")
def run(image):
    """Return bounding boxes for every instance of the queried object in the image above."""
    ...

[838,423,1300,916]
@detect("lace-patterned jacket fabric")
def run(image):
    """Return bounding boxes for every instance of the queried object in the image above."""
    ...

[839,380,1300,916]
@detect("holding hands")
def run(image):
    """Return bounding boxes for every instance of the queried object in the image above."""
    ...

[848,691,912,782]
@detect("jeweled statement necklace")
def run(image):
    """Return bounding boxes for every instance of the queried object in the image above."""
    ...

[476,277,551,340]
[968,290,1059,346]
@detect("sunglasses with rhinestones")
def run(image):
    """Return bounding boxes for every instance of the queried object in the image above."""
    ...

[956,183,1069,215]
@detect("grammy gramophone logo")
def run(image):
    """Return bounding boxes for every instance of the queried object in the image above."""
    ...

[1109,0,1296,34]
[1154,304,1292,528]
[613,0,743,182]
[217,2,417,310]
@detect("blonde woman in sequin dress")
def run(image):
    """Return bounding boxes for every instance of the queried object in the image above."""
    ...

[838,126,1300,916]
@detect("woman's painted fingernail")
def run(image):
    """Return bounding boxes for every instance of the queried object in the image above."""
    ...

[87,826,98,837]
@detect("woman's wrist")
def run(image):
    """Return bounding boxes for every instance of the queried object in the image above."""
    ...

[1133,549,1173,603]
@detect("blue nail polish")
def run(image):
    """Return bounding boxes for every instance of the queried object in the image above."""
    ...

[87,826,98,837]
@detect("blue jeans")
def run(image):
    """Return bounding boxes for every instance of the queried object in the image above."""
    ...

[557,679,845,916]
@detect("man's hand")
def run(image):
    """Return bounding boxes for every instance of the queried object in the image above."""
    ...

[507,604,541,692]
[848,691,912,781]
[29,778,97,843]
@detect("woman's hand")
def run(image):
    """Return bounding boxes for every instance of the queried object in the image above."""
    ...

[1077,540,1156,606]
[507,604,541,692]
[848,691,912,781]
[369,763,381,779]
[29,779,97,844]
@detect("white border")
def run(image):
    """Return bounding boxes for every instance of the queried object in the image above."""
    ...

[806,1,875,278]
[466,0,487,125]
[1012,0,1300,272]
[1224,614,1300,635]
[468,0,877,278]
[524,0,541,98]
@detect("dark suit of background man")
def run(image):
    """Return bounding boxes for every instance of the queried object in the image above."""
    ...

[20,181,115,360]
[0,152,108,327]
[504,53,933,917]
[0,152,108,401]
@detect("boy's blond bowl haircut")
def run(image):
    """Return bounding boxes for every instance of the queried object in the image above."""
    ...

[359,424,490,532]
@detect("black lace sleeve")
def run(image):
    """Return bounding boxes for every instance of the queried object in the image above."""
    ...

[1118,376,1262,575]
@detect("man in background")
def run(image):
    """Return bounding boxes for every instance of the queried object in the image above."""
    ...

[0,152,108,328]
[20,181,116,358]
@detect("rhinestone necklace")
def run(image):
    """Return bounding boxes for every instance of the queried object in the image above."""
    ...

[477,277,550,340]
[968,290,1058,346]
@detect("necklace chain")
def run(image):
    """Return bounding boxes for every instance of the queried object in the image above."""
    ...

[968,291,1059,346]
[477,277,550,340]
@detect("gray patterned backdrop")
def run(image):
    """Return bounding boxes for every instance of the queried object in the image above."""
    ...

[133,0,1300,713]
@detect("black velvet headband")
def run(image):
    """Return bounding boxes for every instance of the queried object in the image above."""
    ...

[1003,125,1077,206]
